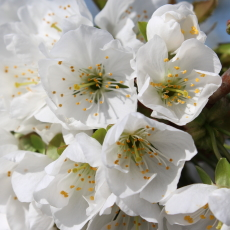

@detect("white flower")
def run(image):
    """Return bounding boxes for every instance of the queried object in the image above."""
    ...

[147,2,206,52]
[0,0,26,25]
[95,0,168,51]
[159,184,230,230]
[39,25,137,129]
[34,133,110,230]
[136,35,222,125]
[17,0,93,50]
[0,149,54,230]
[87,204,159,230]
[102,112,197,203]
[209,188,230,227]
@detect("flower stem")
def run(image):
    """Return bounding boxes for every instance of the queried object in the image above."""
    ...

[217,141,230,162]
[224,144,230,150]
[205,125,222,160]
[215,127,230,137]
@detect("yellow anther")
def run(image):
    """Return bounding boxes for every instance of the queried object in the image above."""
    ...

[174,66,180,70]
[194,103,197,106]
[58,61,62,65]
[164,58,169,62]
[59,104,62,107]
[190,83,195,87]
[70,185,75,189]
[194,89,200,94]
[182,70,187,74]
[209,215,215,220]
[90,196,94,200]
[190,26,199,35]
[105,56,109,59]
[184,78,188,82]
[126,94,130,98]
[175,74,179,77]
[108,73,113,76]
[195,78,200,82]
[200,215,206,219]
[98,72,102,76]
[206,225,212,230]
[200,74,206,77]
[76,102,80,105]
[181,29,185,34]
[167,102,172,106]
[60,190,68,197]
[76,187,82,191]
[168,73,173,77]
[7,171,11,177]
[116,85,119,89]
[88,188,94,192]
[88,66,92,69]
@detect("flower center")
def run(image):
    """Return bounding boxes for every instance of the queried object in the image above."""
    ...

[183,204,218,229]
[115,126,173,172]
[59,161,97,199]
[73,63,129,113]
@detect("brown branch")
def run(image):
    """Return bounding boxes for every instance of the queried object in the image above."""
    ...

[208,68,230,105]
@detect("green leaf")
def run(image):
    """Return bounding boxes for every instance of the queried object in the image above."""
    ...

[196,166,213,185]
[49,133,64,147]
[215,43,230,55]
[30,134,46,154]
[46,145,60,160]
[57,145,68,155]
[215,158,230,188]
[92,128,107,145]
[193,0,218,23]
[138,21,148,42]
[19,136,37,152]
[46,133,65,160]
[93,0,107,10]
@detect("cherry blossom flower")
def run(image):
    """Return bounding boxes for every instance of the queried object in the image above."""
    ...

[34,133,110,230]
[159,184,230,230]
[95,0,167,51]
[147,2,206,52]
[39,25,137,129]
[102,112,196,203]
[136,35,221,125]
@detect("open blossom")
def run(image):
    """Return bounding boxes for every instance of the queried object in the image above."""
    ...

[17,0,92,50]
[136,35,221,125]
[159,184,230,230]
[87,204,159,230]
[34,133,110,230]
[39,25,137,129]
[102,112,197,203]
[147,2,206,52]
[95,0,167,51]
[0,148,54,230]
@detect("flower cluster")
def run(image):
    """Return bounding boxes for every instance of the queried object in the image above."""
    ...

[0,0,229,230]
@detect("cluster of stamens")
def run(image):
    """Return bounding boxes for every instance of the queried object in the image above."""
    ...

[106,208,157,229]
[71,62,129,115]
[183,204,221,230]
[150,59,204,107]
[59,161,97,200]
[114,126,173,179]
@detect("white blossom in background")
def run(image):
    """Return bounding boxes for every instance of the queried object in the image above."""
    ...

[34,133,110,230]
[159,184,230,230]
[102,112,197,203]
[39,25,137,129]
[87,204,159,230]
[136,35,221,125]
[147,2,206,52]
[95,0,168,51]
[16,0,92,51]
[0,0,26,25]
[0,149,54,230]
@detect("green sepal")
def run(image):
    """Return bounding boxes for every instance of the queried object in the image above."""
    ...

[138,21,148,42]
[46,133,65,160]
[30,134,46,154]
[57,145,68,155]
[215,158,230,188]
[92,128,107,145]
[19,135,37,152]
[93,0,107,10]
[196,166,213,185]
